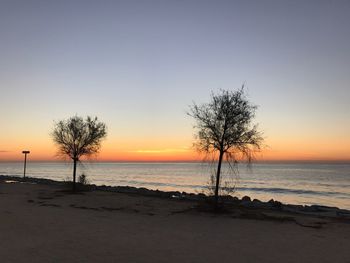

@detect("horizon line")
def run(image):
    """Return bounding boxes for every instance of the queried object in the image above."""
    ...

[1,159,349,164]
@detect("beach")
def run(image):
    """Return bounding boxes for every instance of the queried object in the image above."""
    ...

[2,162,349,209]
[1,178,350,263]
[2,1,350,262]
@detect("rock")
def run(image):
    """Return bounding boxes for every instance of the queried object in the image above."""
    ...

[310,205,339,212]
[266,199,282,209]
[241,196,251,202]
[221,195,234,202]
[239,196,253,207]
[282,204,304,213]
[273,200,282,209]
[242,198,267,208]
[138,187,150,195]
[98,185,108,191]
[232,196,239,202]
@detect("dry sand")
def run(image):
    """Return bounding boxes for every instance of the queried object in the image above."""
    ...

[1,179,350,263]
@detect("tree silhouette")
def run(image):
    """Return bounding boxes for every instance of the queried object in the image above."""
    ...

[51,116,107,191]
[188,88,263,208]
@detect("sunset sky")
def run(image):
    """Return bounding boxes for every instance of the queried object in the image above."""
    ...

[1,0,349,162]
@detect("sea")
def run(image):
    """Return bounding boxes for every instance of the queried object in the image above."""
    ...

[1,161,349,210]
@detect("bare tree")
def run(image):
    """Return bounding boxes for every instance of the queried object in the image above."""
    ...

[188,88,263,208]
[51,116,107,190]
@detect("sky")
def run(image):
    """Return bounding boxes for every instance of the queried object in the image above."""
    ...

[0,0,349,162]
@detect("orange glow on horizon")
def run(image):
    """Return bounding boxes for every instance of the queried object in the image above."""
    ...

[1,135,349,162]
[1,146,350,162]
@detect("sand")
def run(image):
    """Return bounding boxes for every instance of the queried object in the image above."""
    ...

[1,179,350,263]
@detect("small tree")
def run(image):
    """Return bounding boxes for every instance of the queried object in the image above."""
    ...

[51,116,107,191]
[188,88,263,208]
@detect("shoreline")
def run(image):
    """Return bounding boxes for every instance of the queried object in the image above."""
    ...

[1,162,348,211]
[1,174,350,221]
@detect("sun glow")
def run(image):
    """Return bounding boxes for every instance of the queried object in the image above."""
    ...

[1,124,349,162]
[1,135,349,162]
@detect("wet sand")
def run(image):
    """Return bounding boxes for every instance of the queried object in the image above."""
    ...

[1,179,350,263]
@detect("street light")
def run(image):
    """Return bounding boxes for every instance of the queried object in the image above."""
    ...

[22,150,30,178]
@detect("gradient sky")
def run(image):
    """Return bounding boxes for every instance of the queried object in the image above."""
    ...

[1,0,349,162]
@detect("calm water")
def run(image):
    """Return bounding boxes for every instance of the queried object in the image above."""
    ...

[1,162,350,209]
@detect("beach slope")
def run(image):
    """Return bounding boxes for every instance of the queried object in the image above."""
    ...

[1,179,349,263]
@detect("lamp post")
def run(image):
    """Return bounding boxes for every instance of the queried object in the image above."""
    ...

[22,150,30,178]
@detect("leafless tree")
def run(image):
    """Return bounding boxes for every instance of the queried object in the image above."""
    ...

[188,87,263,208]
[51,116,107,190]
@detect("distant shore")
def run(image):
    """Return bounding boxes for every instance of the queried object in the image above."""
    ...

[1,175,350,262]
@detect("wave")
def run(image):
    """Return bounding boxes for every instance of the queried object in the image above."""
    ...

[105,179,350,197]
[235,186,349,197]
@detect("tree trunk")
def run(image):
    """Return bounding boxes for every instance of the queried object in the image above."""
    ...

[72,158,77,191]
[214,150,224,209]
